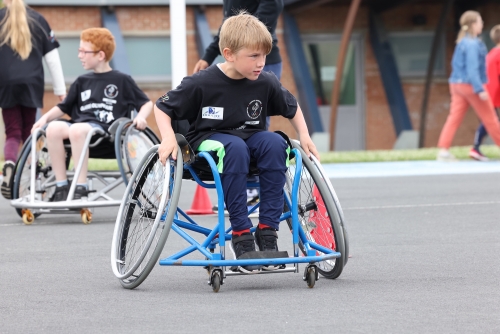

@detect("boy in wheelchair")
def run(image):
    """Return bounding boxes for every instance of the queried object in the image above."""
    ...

[154,12,319,273]
[32,28,153,201]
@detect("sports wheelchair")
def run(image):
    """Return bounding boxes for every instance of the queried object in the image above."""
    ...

[111,132,349,292]
[9,118,159,225]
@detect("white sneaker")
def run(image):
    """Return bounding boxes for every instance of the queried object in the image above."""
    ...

[436,150,457,162]
[246,188,258,202]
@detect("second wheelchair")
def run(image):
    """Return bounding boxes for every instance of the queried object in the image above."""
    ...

[9,118,159,224]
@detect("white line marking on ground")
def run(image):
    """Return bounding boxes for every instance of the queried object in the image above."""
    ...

[343,201,500,210]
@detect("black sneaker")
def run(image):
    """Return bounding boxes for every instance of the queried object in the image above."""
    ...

[51,185,69,202]
[255,227,279,251]
[1,161,15,200]
[73,185,88,200]
[230,232,261,273]
[255,227,279,271]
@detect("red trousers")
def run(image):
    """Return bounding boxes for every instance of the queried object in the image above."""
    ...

[438,83,500,149]
[2,105,37,162]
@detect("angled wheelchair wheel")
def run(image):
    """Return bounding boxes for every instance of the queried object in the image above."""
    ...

[115,121,160,185]
[285,140,346,279]
[12,131,57,218]
[111,145,182,289]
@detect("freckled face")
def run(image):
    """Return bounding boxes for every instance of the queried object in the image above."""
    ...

[231,47,266,80]
[78,40,101,70]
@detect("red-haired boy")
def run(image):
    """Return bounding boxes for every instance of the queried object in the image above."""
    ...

[32,28,152,201]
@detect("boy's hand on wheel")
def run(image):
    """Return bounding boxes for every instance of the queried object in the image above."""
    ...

[133,116,148,130]
[31,119,46,133]
[158,137,178,166]
[300,136,320,161]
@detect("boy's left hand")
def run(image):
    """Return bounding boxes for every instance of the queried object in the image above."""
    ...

[299,135,320,161]
[133,116,148,130]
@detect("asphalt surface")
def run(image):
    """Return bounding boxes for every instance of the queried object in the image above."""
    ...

[1,168,499,333]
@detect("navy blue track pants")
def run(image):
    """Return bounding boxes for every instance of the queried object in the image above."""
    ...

[200,131,288,232]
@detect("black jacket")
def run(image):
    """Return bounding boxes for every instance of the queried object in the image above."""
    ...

[202,0,283,66]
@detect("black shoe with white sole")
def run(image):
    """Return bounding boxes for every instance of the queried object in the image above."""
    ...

[1,161,15,200]
[230,232,261,273]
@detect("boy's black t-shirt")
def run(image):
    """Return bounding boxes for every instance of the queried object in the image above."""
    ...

[155,65,297,150]
[58,70,149,131]
[0,7,59,109]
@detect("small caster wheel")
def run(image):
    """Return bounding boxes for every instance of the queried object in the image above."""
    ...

[304,265,318,289]
[210,270,222,293]
[22,209,35,225]
[81,209,92,224]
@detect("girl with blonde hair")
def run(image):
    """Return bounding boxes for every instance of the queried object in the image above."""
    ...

[437,10,500,160]
[0,0,65,199]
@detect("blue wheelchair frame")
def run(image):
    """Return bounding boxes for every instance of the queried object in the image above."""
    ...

[157,148,341,275]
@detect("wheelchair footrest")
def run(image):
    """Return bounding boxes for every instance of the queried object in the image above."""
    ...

[237,250,289,260]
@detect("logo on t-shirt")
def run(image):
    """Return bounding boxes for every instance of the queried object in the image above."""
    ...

[160,94,169,102]
[202,107,223,120]
[104,84,119,99]
[247,100,262,119]
[81,90,91,102]
[94,110,115,123]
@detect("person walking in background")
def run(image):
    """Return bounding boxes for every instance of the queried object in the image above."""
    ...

[193,0,284,212]
[0,0,66,199]
[437,10,500,161]
[469,25,500,161]
[193,0,283,84]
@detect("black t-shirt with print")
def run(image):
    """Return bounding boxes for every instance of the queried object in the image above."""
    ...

[155,65,297,150]
[0,7,60,109]
[58,70,150,131]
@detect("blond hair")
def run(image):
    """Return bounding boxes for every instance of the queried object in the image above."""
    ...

[456,10,481,43]
[490,25,500,45]
[219,11,272,55]
[0,0,32,60]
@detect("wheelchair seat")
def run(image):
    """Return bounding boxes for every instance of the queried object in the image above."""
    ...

[62,134,116,160]
[176,131,292,182]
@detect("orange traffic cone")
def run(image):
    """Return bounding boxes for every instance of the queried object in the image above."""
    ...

[185,185,215,215]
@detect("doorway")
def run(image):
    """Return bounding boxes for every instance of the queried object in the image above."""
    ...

[302,34,365,150]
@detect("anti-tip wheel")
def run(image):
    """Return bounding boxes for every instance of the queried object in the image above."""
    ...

[81,209,92,224]
[22,209,34,225]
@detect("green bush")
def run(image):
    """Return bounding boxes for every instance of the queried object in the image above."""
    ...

[2,145,499,171]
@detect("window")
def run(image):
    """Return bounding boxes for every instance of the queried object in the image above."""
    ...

[302,38,357,106]
[123,36,171,83]
[44,37,88,83]
[388,32,446,77]
[481,29,495,50]
[44,36,171,84]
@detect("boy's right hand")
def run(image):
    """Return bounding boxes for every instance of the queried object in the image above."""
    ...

[31,118,47,133]
[158,136,178,166]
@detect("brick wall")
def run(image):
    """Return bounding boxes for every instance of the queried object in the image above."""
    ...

[35,3,500,150]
